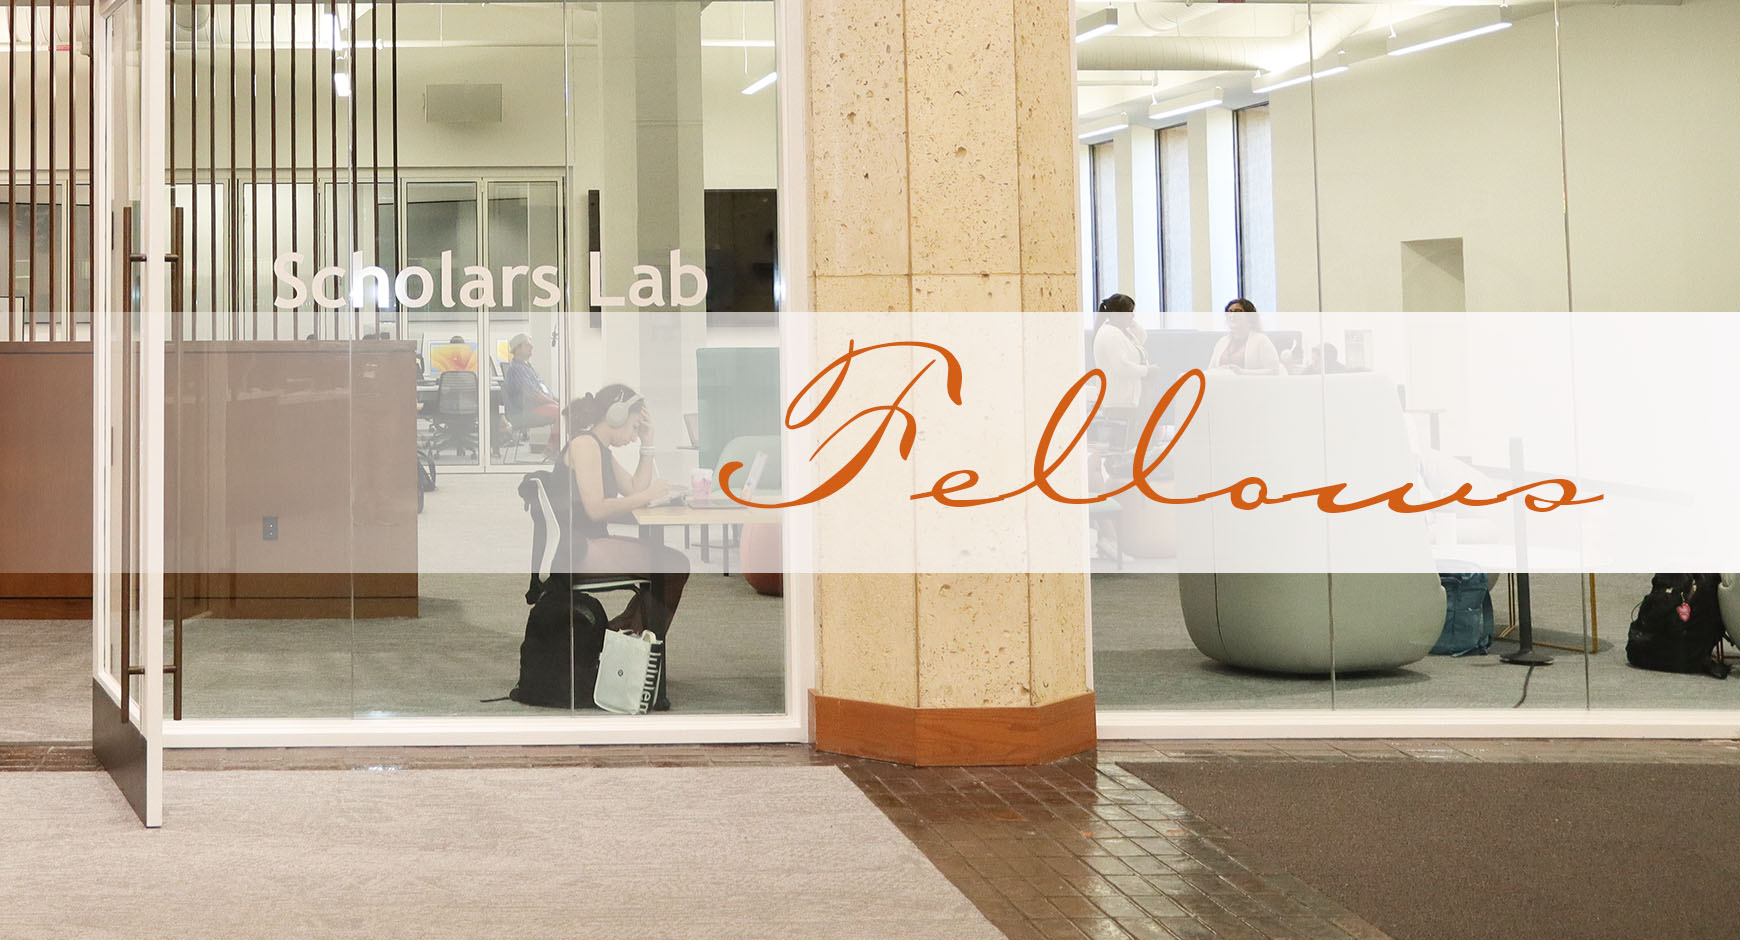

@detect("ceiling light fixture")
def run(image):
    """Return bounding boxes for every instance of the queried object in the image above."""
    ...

[1077,117,1129,142]
[1251,64,1348,95]
[741,71,777,95]
[1387,8,1512,58]
[1148,87,1223,124]
[1075,7,1119,44]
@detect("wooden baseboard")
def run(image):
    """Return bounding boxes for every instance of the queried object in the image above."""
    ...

[193,595,420,620]
[0,595,419,620]
[0,597,93,619]
[812,690,1096,766]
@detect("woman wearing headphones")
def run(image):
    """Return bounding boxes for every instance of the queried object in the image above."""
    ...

[563,383,690,710]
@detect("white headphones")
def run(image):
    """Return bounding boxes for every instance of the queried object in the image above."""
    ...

[604,394,645,428]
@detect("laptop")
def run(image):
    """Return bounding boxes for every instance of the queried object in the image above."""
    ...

[689,451,768,508]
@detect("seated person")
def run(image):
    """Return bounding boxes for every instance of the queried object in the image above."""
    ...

[1208,299,1286,376]
[502,332,561,458]
[563,384,689,711]
[1306,343,1347,374]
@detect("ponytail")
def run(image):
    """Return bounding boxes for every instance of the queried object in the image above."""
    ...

[1095,293,1136,332]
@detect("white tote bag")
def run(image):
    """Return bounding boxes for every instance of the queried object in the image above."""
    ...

[593,629,664,715]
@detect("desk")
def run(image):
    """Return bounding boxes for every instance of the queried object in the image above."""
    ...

[416,381,503,411]
[633,501,777,576]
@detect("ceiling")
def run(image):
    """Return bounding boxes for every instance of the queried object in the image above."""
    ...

[1072,1,1553,119]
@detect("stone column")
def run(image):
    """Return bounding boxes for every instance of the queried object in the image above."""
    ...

[598,2,708,417]
[805,0,1093,765]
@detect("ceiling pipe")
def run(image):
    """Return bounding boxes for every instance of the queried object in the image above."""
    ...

[1077,7,1373,72]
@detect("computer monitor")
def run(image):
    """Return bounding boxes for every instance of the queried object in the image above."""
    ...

[426,340,479,374]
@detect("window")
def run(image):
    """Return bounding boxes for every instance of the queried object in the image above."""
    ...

[1089,141,1118,304]
[1156,125,1191,317]
[1234,105,1277,313]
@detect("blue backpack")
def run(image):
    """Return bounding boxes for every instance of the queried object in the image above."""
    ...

[1432,572,1494,656]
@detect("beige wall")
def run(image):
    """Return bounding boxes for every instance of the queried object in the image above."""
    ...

[806,0,1088,710]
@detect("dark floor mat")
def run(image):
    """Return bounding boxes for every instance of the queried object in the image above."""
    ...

[1121,760,1740,940]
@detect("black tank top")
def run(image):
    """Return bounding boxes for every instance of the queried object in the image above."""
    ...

[566,431,620,538]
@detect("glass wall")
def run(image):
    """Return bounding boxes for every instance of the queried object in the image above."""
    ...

[1077,0,1738,714]
[160,0,789,724]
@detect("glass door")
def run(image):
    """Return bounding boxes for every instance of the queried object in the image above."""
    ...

[485,179,564,466]
[403,180,484,469]
[93,0,168,827]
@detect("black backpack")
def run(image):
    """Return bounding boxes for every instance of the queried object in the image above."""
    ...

[505,471,605,708]
[508,576,608,708]
[1626,574,1729,679]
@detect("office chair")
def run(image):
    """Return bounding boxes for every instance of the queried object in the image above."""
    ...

[431,370,481,459]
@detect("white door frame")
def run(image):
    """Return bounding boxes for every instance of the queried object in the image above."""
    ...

[92,0,170,825]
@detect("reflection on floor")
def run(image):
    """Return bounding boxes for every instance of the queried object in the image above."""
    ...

[182,572,785,719]
[1092,572,1740,710]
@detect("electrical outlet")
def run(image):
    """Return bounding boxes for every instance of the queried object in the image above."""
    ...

[263,516,279,541]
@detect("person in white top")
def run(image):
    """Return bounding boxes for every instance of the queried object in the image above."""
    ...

[1088,294,1157,563]
[1208,298,1286,376]
[1092,294,1160,417]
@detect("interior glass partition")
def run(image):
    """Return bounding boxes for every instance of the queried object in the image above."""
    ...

[1310,0,1587,709]
[150,0,790,730]
[1073,0,1707,714]
[1078,1,1332,712]
[1082,0,1740,719]
[1560,0,1740,709]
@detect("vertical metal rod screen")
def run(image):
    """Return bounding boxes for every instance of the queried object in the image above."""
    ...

[165,0,399,341]
[3,0,101,342]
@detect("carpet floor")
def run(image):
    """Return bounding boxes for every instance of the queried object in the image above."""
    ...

[0,570,784,741]
[1092,572,1740,710]
[0,619,88,742]
[1122,760,1740,940]
[0,766,1000,939]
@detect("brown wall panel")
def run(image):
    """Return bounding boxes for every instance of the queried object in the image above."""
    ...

[0,343,94,607]
[2,342,418,619]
